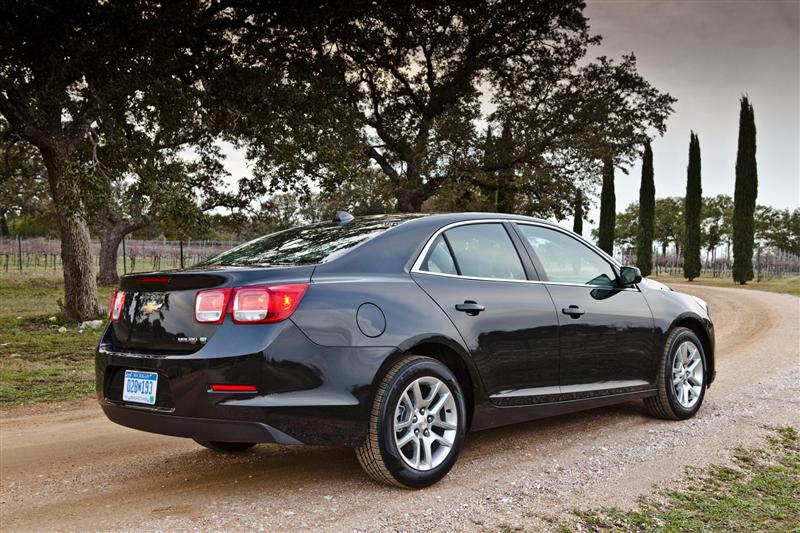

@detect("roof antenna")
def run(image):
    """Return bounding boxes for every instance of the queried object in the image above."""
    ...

[332,210,354,224]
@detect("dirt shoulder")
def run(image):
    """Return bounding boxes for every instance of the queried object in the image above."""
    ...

[1,285,798,532]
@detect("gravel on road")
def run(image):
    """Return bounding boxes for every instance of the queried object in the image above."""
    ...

[1,284,798,532]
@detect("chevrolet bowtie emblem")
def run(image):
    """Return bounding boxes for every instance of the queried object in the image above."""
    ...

[141,301,163,314]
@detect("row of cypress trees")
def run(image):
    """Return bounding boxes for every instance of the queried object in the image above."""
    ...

[624,96,758,282]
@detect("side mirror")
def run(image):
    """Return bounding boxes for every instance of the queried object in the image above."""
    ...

[619,266,642,286]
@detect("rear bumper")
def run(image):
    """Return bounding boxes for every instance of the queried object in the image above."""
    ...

[96,321,396,446]
[101,401,303,444]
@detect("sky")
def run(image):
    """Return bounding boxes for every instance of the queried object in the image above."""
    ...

[583,0,800,225]
[220,0,800,226]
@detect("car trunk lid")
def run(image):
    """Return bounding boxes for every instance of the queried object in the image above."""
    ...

[110,266,314,353]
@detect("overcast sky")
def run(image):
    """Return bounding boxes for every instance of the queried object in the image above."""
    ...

[221,0,799,225]
[583,0,799,224]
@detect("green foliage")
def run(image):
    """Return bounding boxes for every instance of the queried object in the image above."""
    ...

[0,1,253,317]
[756,206,800,256]
[597,158,616,254]
[654,197,685,255]
[636,142,655,276]
[701,194,734,255]
[232,1,675,213]
[733,96,759,284]
[612,202,639,248]
[0,121,52,236]
[621,193,797,268]
[424,128,589,221]
[683,132,702,280]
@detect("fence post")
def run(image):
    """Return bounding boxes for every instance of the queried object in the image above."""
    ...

[17,234,22,272]
[122,236,127,274]
[179,240,184,269]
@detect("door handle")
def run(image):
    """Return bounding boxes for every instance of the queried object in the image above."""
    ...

[561,305,585,318]
[455,301,485,316]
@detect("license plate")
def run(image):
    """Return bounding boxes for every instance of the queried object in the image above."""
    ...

[122,370,158,405]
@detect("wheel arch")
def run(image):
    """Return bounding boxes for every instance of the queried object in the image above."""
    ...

[671,315,715,387]
[371,335,482,429]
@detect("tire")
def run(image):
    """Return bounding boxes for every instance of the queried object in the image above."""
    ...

[644,327,707,420]
[356,355,467,488]
[194,440,256,453]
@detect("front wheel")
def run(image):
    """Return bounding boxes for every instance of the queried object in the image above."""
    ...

[194,440,256,453]
[356,355,466,488]
[644,327,707,420]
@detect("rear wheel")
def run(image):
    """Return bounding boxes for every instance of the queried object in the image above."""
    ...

[356,355,466,488]
[194,440,256,453]
[644,327,707,420]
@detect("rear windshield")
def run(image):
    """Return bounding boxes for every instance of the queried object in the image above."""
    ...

[198,215,417,267]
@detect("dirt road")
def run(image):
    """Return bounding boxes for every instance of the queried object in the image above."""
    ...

[2,285,798,532]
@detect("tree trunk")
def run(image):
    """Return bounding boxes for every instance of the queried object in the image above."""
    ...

[42,150,100,322]
[572,189,584,236]
[98,227,125,286]
[0,209,9,236]
[395,170,428,212]
[97,215,148,285]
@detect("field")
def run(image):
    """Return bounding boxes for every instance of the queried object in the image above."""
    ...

[651,273,800,296]
[0,272,111,406]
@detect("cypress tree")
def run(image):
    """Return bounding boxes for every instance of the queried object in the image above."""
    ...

[573,189,584,236]
[597,157,615,255]
[636,142,655,276]
[683,132,702,280]
[732,96,758,284]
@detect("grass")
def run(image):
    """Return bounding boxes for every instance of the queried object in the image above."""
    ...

[0,271,112,407]
[567,427,800,532]
[650,273,800,296]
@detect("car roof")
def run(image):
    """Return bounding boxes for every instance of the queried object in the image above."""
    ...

[392,211,558,228]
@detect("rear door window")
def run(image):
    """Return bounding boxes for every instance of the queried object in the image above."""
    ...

[443,223,526,280]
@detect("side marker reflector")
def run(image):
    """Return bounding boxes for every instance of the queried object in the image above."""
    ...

[209,384,257,392]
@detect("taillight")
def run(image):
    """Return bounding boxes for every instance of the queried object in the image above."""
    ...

[109,290,126,322]
[194,288,232,323]
[231,284,308,324]
[194,284,308,324]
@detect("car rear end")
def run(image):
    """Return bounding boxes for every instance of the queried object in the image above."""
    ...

[96,216,417,446]
[98,267,324,443]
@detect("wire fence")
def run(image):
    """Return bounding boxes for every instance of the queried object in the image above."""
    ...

[2,236,799,282]
[617,246,800,281]
[0,236,241,274]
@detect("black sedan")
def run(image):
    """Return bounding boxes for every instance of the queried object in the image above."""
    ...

[97,212,714,488]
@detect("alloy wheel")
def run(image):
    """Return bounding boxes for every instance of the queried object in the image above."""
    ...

[393,376,458,471]
[672,340,704,409]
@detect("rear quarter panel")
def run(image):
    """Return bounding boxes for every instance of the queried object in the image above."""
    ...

[291,274,466,349]
[290,273,489,400]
